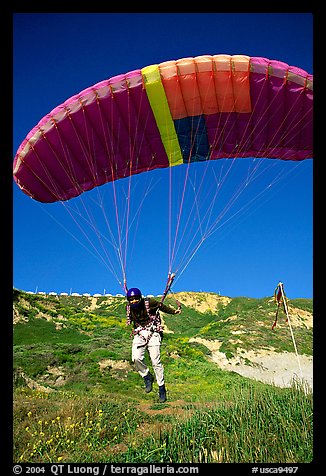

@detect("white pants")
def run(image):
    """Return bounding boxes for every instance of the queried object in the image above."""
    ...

[131,330,164,386]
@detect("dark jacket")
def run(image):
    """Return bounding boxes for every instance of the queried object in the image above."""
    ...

[127,297,176,329]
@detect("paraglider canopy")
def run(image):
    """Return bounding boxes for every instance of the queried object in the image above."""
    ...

[13,54,313,204]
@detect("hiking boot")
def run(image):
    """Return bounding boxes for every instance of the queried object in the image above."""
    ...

[158,384,167,403]
[143,372,154,393]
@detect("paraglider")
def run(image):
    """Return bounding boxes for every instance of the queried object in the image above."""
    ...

[13,54,313,293]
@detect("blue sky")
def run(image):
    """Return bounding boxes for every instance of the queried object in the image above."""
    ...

[13,13,313,299]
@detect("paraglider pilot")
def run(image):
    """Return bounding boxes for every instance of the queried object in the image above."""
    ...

[126,288,181,403]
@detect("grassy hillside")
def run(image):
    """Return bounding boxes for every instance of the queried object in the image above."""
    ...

[13,289,313,463]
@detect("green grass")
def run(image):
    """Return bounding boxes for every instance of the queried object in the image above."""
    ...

[14,318,89,346]
[13,380,312,463]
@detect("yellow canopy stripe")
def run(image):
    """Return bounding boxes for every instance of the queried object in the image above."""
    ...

[141,64,183,167]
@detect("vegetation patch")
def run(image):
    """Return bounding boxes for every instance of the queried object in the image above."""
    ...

[13,289,313,463]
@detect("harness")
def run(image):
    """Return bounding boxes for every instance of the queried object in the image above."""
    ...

[126,298,164,345]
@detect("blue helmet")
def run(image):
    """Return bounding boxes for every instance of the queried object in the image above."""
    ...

[126,287,143,308]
